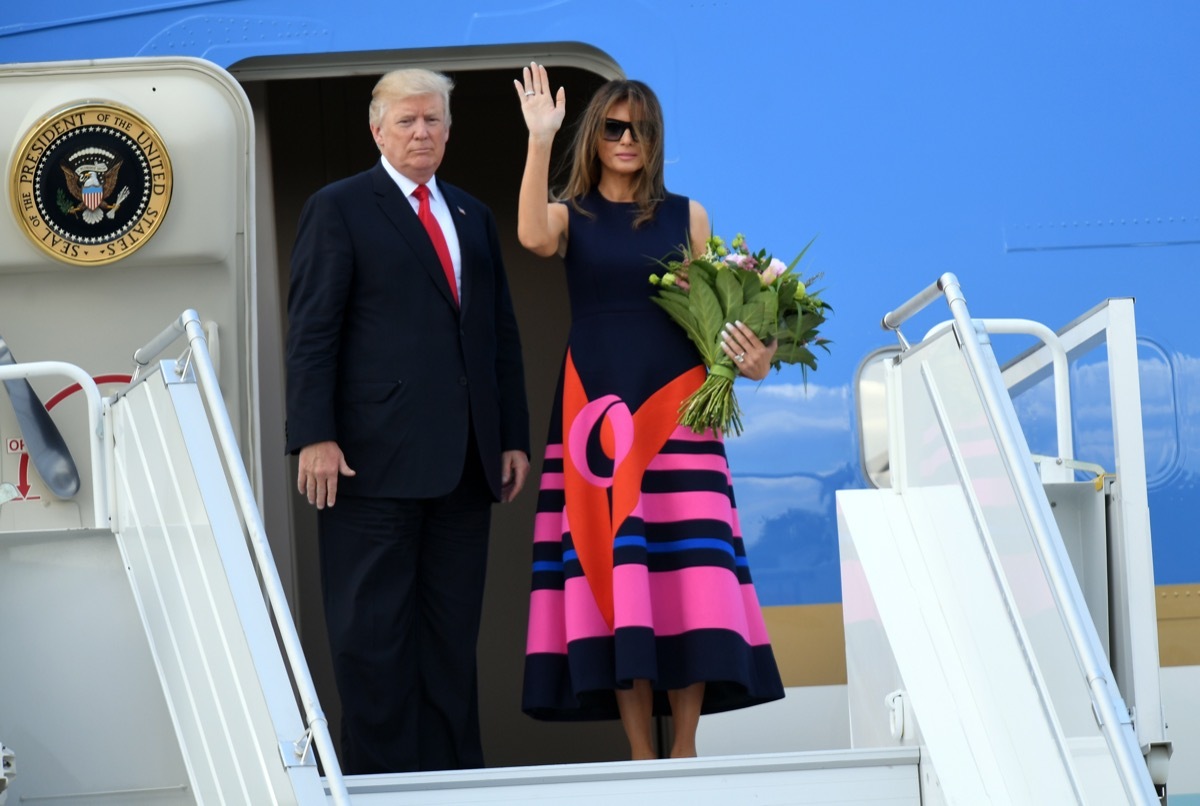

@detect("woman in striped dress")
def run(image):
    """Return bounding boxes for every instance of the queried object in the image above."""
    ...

[512,63,784,760]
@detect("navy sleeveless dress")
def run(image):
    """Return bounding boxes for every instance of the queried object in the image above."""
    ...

[522,189,784,720]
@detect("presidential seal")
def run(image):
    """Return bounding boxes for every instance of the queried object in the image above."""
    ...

[9,102,172,266]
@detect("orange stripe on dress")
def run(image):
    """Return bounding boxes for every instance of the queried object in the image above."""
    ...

[561,349,706,630]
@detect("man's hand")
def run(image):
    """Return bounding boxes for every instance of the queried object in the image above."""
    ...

[297,440,356,509]
[500,450,530,503]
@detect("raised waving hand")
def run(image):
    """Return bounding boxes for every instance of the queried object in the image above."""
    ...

[514,62,569,257]
[513,61,566,138]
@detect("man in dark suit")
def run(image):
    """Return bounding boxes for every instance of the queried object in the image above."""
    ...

[284,68,530,774]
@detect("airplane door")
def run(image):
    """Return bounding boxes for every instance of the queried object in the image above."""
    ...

[0,57,260,534]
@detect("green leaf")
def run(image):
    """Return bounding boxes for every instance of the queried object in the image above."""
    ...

[796,310,826,336]
[714,268,743,326]
[777,279,797,312]
[786,236,817,273]
[774,342,818,368]
[739,296,774,339]
[740,271,762,303]
[765,292,779,324]
[779,309,800,336]
[650,292,695,328]
[687,277,726,366]
[651,294,711,361]
[687,259,718,288]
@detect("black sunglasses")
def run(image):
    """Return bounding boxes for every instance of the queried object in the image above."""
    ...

[602,118,640,142]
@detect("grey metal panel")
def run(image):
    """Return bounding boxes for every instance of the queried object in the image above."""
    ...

[339,749,922,805]
[0,528,194,804]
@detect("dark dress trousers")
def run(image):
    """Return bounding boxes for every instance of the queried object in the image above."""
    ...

[285,162,529,773]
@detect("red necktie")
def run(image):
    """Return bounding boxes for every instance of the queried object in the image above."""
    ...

[412,184,458,304]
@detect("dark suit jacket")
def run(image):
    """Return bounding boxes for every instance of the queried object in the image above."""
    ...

[284,162,529,500]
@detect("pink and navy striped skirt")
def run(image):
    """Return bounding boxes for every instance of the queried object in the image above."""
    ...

[522,353,785,720]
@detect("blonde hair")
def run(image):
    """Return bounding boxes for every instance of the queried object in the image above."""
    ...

[369,69,454,127]
[560,79,666,228]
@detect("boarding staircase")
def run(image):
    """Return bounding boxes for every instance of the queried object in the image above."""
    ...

[840,276,1168,804]
[0,310,920,805]
[0,276,1169,803]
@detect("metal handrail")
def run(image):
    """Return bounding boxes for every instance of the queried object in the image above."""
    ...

[922,317,1075,481]
[0,361,107,526]
[917,273,1157,803]
[132,316,188,379]
[134,309,350,806]
[882,275,948,333]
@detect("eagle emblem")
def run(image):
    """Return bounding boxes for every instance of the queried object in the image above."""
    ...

[59,148,130,225]
[10,101,173,266]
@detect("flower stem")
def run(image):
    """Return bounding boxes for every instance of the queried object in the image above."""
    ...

[679,372,743,436]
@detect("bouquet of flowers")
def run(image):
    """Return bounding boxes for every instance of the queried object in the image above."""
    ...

[649,233,831,436]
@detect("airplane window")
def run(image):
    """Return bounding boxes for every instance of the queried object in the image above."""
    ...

[855,347,901,489]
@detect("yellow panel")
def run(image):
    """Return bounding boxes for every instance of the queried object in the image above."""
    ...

[1157,584,1200,667]
[762,604,847,687]
[765,585,1198,685]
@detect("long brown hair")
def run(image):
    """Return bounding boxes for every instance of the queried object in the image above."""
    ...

[558,79,665,228]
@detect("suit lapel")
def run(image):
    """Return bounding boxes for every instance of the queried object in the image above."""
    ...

[371,164,459,310]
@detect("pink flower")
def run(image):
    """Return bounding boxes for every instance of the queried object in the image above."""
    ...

[724,253,757,271]
[759,257,788,285]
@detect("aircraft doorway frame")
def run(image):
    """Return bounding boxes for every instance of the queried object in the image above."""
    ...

[227,43,647,769]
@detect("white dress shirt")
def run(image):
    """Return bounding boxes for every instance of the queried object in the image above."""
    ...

[380,156,463,296]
